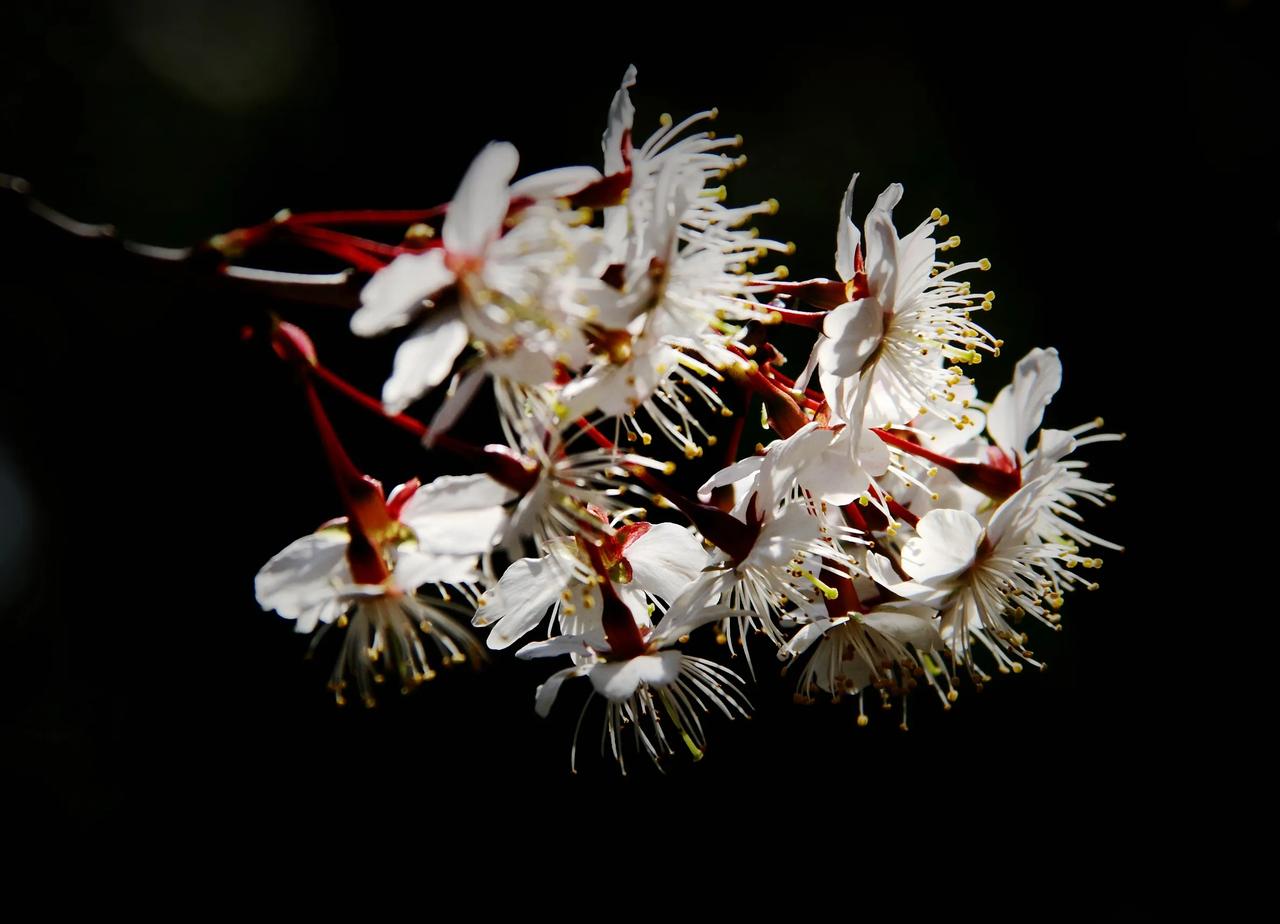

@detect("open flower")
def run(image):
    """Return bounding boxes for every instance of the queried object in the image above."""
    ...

[813,176,998,434]
[687,429,865,652]
[517,576,749,773]
[867,476,1068,680]
[255,474,513,704]
[988,346,1123,557]
[473,520,708,649]
[351,142,603,414]
[564,67,788,454]
[784,601,949,725]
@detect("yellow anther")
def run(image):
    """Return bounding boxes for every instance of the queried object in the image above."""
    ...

[765,198,780,215]
[404,222,435,242]
[659,113,673,126]
[930,207,942,220]
[979,258,992,271]
[800,570,839,600]
[662,461,677,475]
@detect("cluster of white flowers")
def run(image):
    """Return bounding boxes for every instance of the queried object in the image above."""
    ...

[253,68,1120,771]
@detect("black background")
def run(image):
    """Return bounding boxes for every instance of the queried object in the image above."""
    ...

[0,1,1264,859]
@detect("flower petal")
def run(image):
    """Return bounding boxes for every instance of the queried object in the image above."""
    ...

[398,473,515,555]
[352,249,454,337]
[986,474,1051,549]
[517,635,596,660]
[783,617,846,658]
[902,509,983,584]
[650,571,733,645]
[381,309,470,414]
[509,166,602,200]
[443,141,519,258]
[863,183,903,300]
[866,552,951,608]
[424,368,486,446]
[254,531,350,630]
[834,173,861,282]
[861,604,942,650]
[392,548,477,589]
[818,299,884,378]
[477,555,569,650]
[587,651,682,701]
[534,665,588,717]
[624,522,709,604]
[603,64,637,174]
[697,454,764,503]
[987,347,1062,457]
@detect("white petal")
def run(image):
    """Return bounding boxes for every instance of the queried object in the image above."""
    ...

[783,617,845,658]
[559,358,657,418]
[1023,429,1076,482]
[392,548,477,589]
[891,224,937,306]
[818,300,884,377]
[698,455,764,503]
[443,142,519,258]
[603,64,637,174]
[424,368,486,446]
[478,556,569,650]
[1035,428,1076,466]
[902,509,984,584]
[624,523,709,603]
[866,552,952,608]
[986,474,1051,549]
[517,634,595,660]
[987,347,1062,456]
[534,665,588,717]
[255,531,349,623]
[861,605,942,650]
[757,423,826,505]
[834,173,861,282]
[483,348,557,386]
[509,166,601,200]
[398,473,515,555]
[588,652,682,701]
[650,571,733,645]
[352,249,454,337]
[863,184,903,300]
[381,310,470,414]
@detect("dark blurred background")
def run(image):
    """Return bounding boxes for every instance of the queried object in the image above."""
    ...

[0,1,1264,853]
